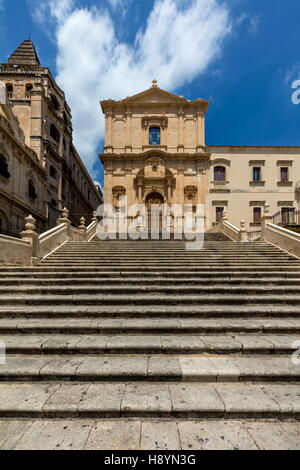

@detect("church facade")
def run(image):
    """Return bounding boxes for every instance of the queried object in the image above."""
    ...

[100,81,300,232]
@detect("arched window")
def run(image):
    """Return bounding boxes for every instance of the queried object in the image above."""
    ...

[0,155,10,179]
[50,124,60,143]
[28,180,37,200]
[149,127,161,146]
[49,165,57,179]
[214,166,226,182]
[6,84,13,98]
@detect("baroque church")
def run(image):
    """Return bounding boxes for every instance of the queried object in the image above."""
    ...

[100,80,300,233]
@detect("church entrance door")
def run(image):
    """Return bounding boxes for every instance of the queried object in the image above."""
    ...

[145,192,164,233]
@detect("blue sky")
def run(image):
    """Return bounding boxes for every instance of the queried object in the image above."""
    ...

[1,0,300,188]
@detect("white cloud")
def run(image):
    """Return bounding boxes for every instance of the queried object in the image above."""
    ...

[32,0,231,176]
[107,0,125,9]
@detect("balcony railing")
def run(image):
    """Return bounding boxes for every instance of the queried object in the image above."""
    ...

[211,181,229,189]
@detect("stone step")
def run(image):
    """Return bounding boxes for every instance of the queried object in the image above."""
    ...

[0,354,298,382]
[1,271,300,279]
[0,334,298,355]
[3,285,300,295]
[1,266,300,273]
[1,277,300,286]
[0,317,298,334]
[0,382,298,420]
[1,418,300,449]
[0,304,299,318]
[1,293,300,306]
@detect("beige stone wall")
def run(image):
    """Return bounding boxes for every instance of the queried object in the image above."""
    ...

[207,147,300,231]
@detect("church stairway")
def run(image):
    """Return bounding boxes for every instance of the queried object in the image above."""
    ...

[0,239,299,448]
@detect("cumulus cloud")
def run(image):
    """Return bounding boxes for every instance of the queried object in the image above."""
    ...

[31,0,231,177]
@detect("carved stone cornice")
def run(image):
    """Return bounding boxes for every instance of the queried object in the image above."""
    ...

[141,116,168,130]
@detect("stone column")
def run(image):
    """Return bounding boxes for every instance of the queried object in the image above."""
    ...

[57,207,71,240]
[78,217,87,241]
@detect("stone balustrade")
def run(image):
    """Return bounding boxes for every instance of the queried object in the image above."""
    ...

[0,208,99,266]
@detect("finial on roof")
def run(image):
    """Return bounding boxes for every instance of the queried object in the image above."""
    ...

[152,79,158,87]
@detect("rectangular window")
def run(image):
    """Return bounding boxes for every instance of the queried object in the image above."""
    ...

[253,207,262,224]
[281,208,295,225]
[280,167,289,183]
[253,167,261,182]
[216,207,224,223]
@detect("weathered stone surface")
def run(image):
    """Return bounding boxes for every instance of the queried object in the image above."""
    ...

[233,335,274,351]
[148,356,181,378]
[170,384,224,415]
[179,356,217,381]
[76,356,148,377]
[0,420,33,449]
[44,384,90,415]
[79,384,125,414]
[178,420,258,450]
[13,420,94,450]
[199,336,242,351]
[40,356,85,376]
[0,355,50,376]
[107,335,161,351]
[42,335,83,350]
[215,384,279,415]
[84,420,141,450]
[161,336,204,352]
[122,384,172,414]
[207,356,240,381]
[141,420,180,450]
[245,421,300,450]
[262,384,300,414]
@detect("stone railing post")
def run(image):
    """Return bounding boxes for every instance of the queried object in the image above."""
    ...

[56,207,71,240]
[220,210,227,232]
[240,220,248,242]
[20,215,39,265]
[261,203,272,241]
[92,211,98,223]
[78,217,87,241]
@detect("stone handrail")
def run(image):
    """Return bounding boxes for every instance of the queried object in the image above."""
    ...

[222,220,242,242]
[38,223,69,260]
[0,208,99,266]
[86,220,98,241]
[264,222,300,259]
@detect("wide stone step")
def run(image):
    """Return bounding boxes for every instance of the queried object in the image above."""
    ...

[2,266,300,273]
[0,304,299,318]
[0,333,298,355]
[1,277,300,286]
[2,417,300,450]
[1,293,300,306]
[0,382,298,419]
[2,285,300,296]
[0,354,298,382]
[1,271,300,279]
[0,317,299,334]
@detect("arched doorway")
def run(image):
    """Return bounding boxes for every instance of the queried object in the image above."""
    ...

[145,192,164,231]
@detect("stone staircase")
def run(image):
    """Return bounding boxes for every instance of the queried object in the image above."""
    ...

[0,237,300,445]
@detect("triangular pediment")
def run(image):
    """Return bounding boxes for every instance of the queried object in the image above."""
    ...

[122,86,188,104]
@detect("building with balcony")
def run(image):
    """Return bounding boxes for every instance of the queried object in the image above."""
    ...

[100,81,300,231]
[0,40,102,235]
